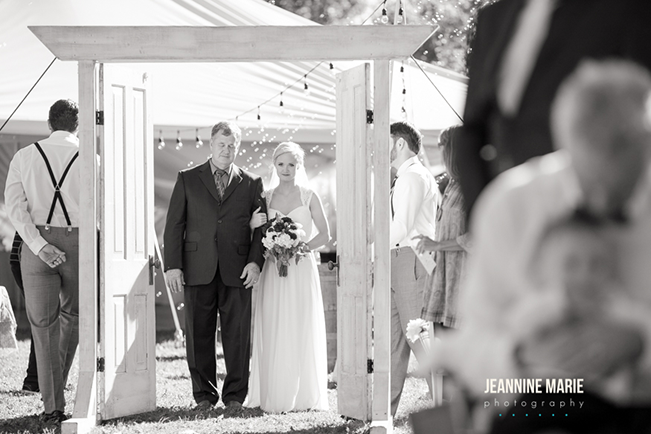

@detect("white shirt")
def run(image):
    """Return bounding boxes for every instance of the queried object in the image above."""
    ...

[4,131,80,255]
[390,156,438,247]
[439,150,651,403]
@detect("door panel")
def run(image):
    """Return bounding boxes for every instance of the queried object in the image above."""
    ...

[335,63,372,421]
[99,64,155,420]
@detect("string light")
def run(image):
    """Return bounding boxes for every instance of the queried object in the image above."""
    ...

[175,130,183,150]
[381,0,389,24]
[397,1,405,24]
[401,61,407,119]
[279,92,286,114]
[153,0,460,153]
[157,130,165,150]
[195,129,203,148]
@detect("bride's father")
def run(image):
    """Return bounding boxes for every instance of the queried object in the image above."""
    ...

[164,121,265,411]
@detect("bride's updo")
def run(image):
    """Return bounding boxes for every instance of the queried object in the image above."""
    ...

[273,141,305,166]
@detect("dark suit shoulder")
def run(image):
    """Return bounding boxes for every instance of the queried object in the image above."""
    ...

[179,160,210,176]
[236,166,262,182]
[478,0,519,19]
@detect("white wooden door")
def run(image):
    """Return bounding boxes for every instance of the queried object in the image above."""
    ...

[336,63,373,421]
[98,64,156,420]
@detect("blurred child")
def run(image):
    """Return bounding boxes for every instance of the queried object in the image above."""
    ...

[509,212,644,400]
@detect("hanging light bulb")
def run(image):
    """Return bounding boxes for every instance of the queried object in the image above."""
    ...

[175,130,183,150]
[157,130,165,150]
[396,5,404,24]
[303,76,310,96]
[257,106,261,121]
[279,92,286,114]
[195,129,203,148]
[380,1,389,24]
[329,62,336,75]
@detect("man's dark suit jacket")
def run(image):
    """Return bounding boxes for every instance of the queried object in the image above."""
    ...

[458,0,651,217]
[163,161,265,287]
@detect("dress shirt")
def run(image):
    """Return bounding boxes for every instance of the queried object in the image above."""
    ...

[389,156,438,247]
[5,131,80,255]
[208,159,233,187]
[439,150,651,403]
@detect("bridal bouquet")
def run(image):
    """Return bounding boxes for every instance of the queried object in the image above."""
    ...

[262,215,309,277]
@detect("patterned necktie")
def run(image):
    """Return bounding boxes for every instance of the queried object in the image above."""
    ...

[214,168,228,202]
[498,0,556,115]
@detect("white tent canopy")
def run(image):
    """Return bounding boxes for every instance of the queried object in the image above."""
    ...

[0,0,466,145]
[0,0,467,261]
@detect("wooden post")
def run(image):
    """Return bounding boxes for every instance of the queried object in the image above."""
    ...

[62,60,99,434]
[371,59,392,434]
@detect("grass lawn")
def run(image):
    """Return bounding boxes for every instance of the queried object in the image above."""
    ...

[0,330,433,434]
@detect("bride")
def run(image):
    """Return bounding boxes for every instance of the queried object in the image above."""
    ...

[245,141,331,412]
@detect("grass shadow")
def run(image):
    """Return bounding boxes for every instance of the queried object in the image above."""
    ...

[0,413,59,434]
[97,404,256,425]
[155,355,186,362]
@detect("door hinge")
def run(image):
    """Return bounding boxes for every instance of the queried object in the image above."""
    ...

[366,109,373,124]
[367,359,374,374]
[96,110,104,125]
[97,357,105,372]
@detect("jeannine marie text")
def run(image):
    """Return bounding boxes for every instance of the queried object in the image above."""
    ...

[484,378,584,394]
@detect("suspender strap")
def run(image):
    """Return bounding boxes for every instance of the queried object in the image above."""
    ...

[34,142,79,227]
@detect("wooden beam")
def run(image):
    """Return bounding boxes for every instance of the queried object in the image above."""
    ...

[28,25,435,62]
[370,59,392,434]
[62,60,99,434]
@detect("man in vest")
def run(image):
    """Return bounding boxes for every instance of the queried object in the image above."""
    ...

[5,99,81,424]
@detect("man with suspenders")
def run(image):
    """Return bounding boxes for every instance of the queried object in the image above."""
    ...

[5,99,81,424]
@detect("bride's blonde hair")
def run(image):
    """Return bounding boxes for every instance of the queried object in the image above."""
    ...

[272,141,305,166]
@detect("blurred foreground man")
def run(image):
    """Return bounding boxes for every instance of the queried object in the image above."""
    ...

[438,60,651,433]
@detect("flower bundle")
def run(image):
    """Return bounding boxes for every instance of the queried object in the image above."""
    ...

[262,215,309,277]
[406,318,431,344]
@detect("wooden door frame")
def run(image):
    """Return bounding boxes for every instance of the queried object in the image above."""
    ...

[30,25,435,434]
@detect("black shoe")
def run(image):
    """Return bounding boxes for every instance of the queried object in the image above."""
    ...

[21,383,40,395]
[195,400,214,411]
[40,410,68,424]
[225,401,242,410]
[224,400,243,417]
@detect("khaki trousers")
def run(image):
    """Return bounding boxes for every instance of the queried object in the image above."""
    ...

[21,226,79,413]
[390,247,432,416]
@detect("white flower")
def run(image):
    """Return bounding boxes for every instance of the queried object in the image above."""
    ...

[276,233,292,248]
[405,318,430,343]
[262,237,275,250]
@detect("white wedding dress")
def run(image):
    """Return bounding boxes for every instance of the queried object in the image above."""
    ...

[245,186,328,412]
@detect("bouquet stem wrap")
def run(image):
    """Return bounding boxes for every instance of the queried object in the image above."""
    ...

[276,258,290,277]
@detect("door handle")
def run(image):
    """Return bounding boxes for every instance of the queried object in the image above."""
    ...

[327,255,340,286]
[149,255,161,285]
